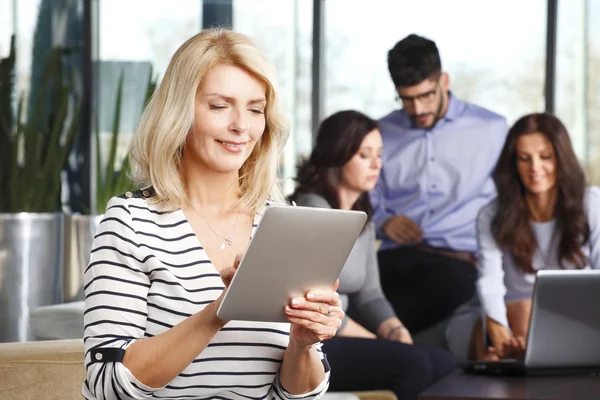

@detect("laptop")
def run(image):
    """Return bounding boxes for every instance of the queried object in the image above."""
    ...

[460,269,600,376]
[217,204,367,323]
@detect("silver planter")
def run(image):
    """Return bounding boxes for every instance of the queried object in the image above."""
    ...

[63,214,103,303]
[0,213,64,342]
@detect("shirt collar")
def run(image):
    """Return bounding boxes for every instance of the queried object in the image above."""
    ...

[443,91,464,122]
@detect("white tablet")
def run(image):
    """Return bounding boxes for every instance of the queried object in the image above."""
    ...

[216,204,367,323]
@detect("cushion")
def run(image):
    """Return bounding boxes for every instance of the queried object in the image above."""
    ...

[0,339,85,400]
[30,301,84,340]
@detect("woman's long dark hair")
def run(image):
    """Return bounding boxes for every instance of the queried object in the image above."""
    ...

[290,110,378,223]
[492,112,589,273]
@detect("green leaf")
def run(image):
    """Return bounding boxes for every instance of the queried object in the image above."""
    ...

[104,70,124,195]
[94,111,102,214]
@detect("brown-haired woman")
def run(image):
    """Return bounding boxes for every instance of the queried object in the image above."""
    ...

[291,110,456,400]
[446,112,600,361]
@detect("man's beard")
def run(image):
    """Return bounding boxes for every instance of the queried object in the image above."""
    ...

[409,95,446,128]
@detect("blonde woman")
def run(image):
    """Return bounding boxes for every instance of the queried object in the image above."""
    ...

[83,29,343,400]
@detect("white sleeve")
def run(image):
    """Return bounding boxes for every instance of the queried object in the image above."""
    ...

[270,343,330,400]
[83,197,164,400]
[475,202,510,329]
[585,186,600,269]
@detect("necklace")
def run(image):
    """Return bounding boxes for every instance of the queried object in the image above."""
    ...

[186,200,240,250]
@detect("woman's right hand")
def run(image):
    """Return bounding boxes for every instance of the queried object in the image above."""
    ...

[220,253,243,288]
[499,336,526,359]
[484,336,526,360]
[210,254,244,321]
[485,315,526,359]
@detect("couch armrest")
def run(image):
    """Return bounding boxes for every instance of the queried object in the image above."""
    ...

[0,339,84,400]
[0,339,398,400]
[353,391,398,400]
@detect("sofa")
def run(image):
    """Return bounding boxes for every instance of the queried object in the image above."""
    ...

[0,322,397,400]
[0,339,85,400]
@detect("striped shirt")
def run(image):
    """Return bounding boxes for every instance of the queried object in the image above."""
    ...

[82,192,330,400]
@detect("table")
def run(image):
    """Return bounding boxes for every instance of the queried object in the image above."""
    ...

[419,370,600,400]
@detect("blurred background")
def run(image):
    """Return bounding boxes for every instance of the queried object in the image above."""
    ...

[0,0,599,343]
[1,0,599,207]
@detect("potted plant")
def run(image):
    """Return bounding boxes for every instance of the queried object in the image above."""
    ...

[0,36,80,342]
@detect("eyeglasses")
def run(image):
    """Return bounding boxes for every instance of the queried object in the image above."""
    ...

[395,80,440,106]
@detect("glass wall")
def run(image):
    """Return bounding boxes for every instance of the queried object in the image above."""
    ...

[233,0,312,193]
[5,0,600,205]
[233,0,312,192]
[93,0,203,210]
[323,0,547,127]
[98,0,202,78]
[2,0,86,210]
[0,1,12,51]
[1,0,85,117]
[1,0,42,100]
[93,0,311,195]
[556,0,600,182]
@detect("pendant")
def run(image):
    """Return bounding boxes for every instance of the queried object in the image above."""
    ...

[219,237,233,251]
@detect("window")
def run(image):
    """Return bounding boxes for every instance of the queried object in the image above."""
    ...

[0,0,15,58]
[92,0,203,212]
[233,0,313,194]
[96,0,203,165]
[95,0,314,195]
[324,0,547,126]
[556,0,600,181]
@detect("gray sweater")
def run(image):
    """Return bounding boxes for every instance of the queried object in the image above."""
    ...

[293,192,397,332]
[476,186,600,329]
[446,186,600,359]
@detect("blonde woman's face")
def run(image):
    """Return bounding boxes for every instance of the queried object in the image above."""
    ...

[187,64,267,174]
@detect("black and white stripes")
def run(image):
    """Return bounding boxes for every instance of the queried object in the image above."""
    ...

[83,196,329,400]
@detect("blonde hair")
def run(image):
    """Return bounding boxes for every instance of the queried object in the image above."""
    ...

[129,28,289,212]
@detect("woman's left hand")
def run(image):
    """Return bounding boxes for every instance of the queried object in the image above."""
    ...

[284,280,344,348]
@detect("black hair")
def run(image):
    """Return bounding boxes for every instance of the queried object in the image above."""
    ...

[387,34,442,87]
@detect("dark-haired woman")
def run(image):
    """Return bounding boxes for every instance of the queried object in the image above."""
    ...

[291,110,456,400]
[446,112,600,361]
